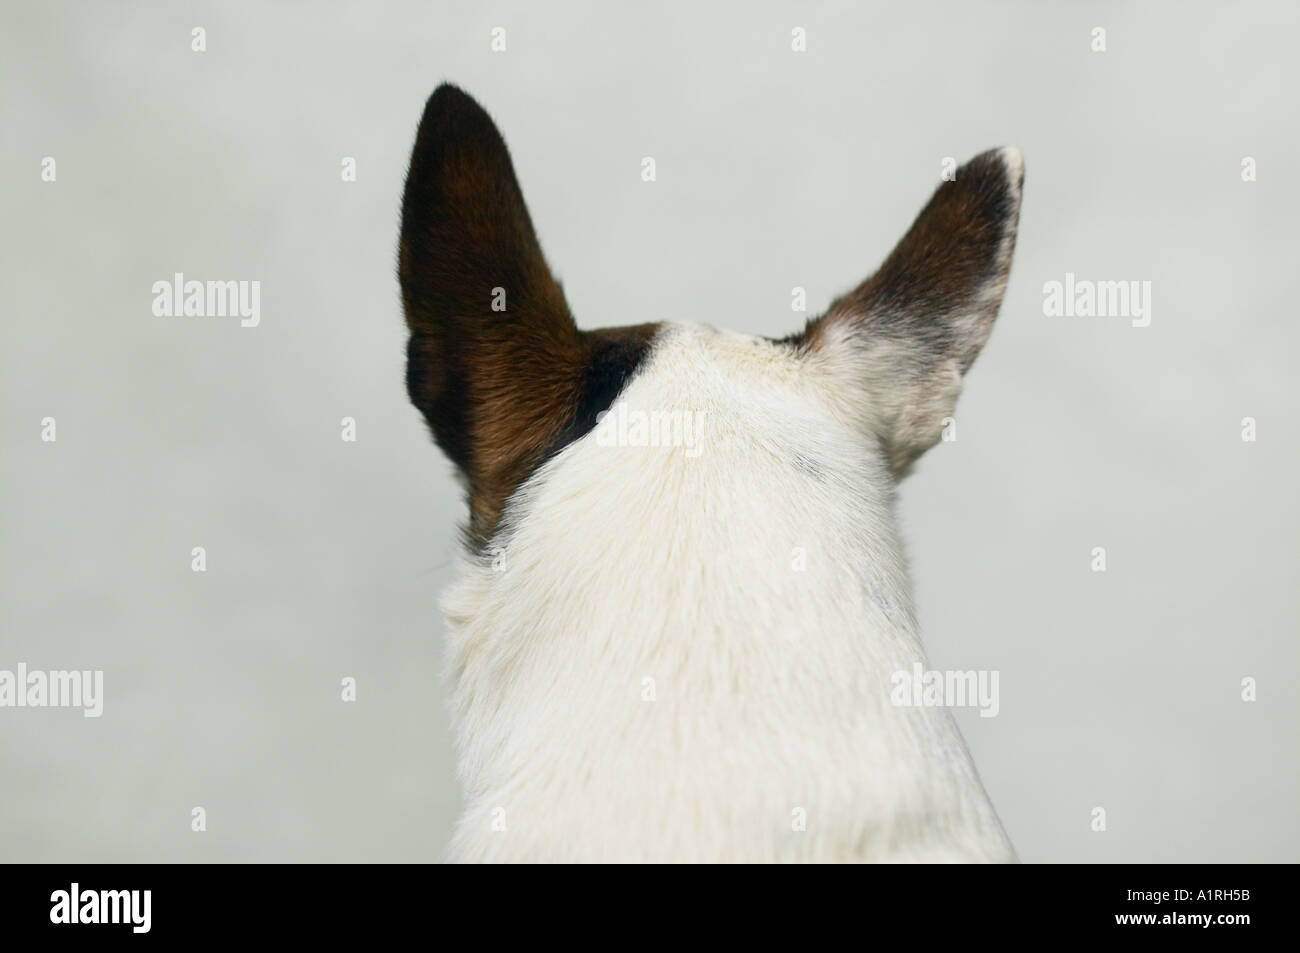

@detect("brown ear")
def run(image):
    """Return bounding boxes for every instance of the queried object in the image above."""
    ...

[399,85,655,546]
[793,147,1024,477]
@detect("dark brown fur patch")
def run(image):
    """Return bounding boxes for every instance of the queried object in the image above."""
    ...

[399,84,657,548]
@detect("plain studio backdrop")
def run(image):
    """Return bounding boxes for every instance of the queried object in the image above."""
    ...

[2,1,1297,863]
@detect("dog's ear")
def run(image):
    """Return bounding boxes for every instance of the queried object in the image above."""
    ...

[399,85,655,545]
[793,148,1024,478]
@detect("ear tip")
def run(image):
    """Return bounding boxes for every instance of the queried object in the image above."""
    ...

[996,146,1024,183]
[427,81,474,104]
[984,147,1025,200]
[952,147,1025,223]
[420,82,491,128]
[961,146,1024,189]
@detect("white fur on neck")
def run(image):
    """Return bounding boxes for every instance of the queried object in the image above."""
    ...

[439,322,1015,863]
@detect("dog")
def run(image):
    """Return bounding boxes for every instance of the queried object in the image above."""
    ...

[398,84,1023,862]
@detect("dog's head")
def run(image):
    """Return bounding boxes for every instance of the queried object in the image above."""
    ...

[399,85,1023,551]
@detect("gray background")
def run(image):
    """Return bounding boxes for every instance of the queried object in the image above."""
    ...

[2,0,1297,862]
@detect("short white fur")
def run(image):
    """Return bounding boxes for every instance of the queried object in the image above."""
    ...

[440,319,1017,863]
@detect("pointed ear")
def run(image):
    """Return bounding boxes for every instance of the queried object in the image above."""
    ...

[399,85,655,545]
[399,84,581,541]
[794,147,1024,478]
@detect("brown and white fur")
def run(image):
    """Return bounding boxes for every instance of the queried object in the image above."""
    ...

[399,85,1024,863]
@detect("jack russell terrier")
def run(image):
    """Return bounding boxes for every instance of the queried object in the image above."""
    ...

[398,84,1023,862]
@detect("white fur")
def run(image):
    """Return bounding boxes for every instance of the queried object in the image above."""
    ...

[439,323,1015,863]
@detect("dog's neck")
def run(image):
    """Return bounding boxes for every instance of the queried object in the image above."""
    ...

[437,324,1013,862]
